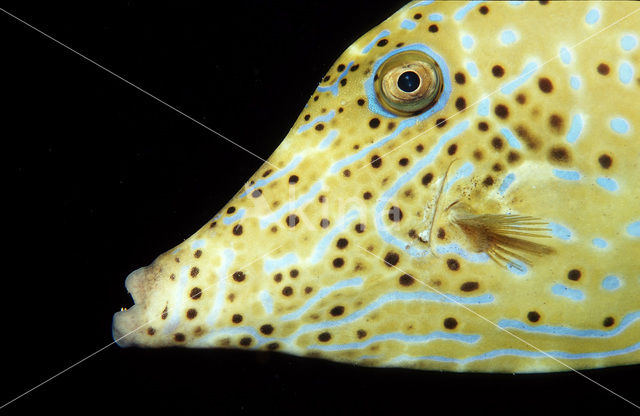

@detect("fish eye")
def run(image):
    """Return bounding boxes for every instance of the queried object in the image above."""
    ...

[374,51,443,116]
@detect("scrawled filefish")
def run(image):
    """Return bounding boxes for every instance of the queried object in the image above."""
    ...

[112,1,640,373]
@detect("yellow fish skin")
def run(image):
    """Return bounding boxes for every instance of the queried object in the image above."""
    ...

[113,1,640,373]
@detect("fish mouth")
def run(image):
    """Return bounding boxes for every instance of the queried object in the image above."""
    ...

[112,266,153,347]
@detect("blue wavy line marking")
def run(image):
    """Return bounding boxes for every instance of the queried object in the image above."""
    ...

[310,210,359,264]
[465,61,479,78]
[477,97,490,116]
[499,311,640,338]
[454,1,484,20]
[373,120,470,257]
[610,117,630,134]
[565,114,584,143]
[291,292,494,337]
[602,275,621,291]
[259,182,323,228]
[411,0,435,8]
[500,127,522,149]
[549,222,572,240]
[164,265,189,334]
[223,208,246,225]
[297,110,336,133]
[318,129,339,150]
[280,277,364,321]
[553,169,581,181]
[627,221,640,237]
[259,290,274,314]
[618,61,633,85]
[559,47,572,64]
[501,61,538,95]
[191,239,206,250]
[551,283,585,301]
[435,243,489,263]
[310,331,480,352]
[206,249,235,326]
[592,238,608,249]
[392,340,640,364]
[570,76,581,90]
[237,155,303,198]
[264,252,300,274]
[507,260,528,277]
[362,30,391,54]
[444,162,474,192]
[401,19,417,30]
[499,172,516,195]
[317,62,354,96]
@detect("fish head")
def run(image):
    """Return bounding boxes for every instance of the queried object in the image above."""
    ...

[113,1,640,372]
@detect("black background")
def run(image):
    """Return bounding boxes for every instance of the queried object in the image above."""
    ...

[2,1,638,414]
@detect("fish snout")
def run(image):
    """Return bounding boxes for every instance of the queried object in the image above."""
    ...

[112,264,164,347]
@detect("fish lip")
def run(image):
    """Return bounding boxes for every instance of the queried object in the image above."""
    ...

[111,267,148,347]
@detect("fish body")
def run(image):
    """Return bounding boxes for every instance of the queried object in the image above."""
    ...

[113,1,640,373]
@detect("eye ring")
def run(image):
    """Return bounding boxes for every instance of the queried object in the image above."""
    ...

[374,51,443,116]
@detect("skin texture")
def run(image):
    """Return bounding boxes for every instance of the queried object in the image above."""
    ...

[112,1,640,373]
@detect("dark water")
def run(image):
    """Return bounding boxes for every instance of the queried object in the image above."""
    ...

[2,1,638,413]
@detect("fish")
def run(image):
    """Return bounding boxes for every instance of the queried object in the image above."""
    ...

[112,0,640,373]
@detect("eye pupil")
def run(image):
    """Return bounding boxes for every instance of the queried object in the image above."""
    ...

[397,71,420,92]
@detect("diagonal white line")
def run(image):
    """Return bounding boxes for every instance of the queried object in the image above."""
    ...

[0,244,283,410]
[355,244,639,410]
[0,7,279,170]
[358,4,640,171]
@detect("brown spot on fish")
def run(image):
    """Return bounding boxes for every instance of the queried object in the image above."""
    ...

[515,125,540,149]
[460,281,479,292]
[428,24,438,33]
[371,154,382,168]
[330,306,345,316]
[232,271,245,282]
[478,122,489,132]
[568,269,582,281]
[598,154,612,169]
[318,332,332,342]
[455,72,466,84]
[232,314,243,324]
[190,287,202,300]
[399,274,415,286]
[603,317,615,327]
[494,104,509,119]
[260,324,274,335]
[492,137,503,150]
[516,93,526,104]
[436,118,447,128]
[597,63,610,75]
[549,114,564,132]
[389,206,403,222]
[549,146,570,163]
[455,97,466,111]
[384,252,400,267]
[527,311,541,322]
[447,258,460,271]
[492,65,505,78]
[538,77,553,93]
[444,317,458,329]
